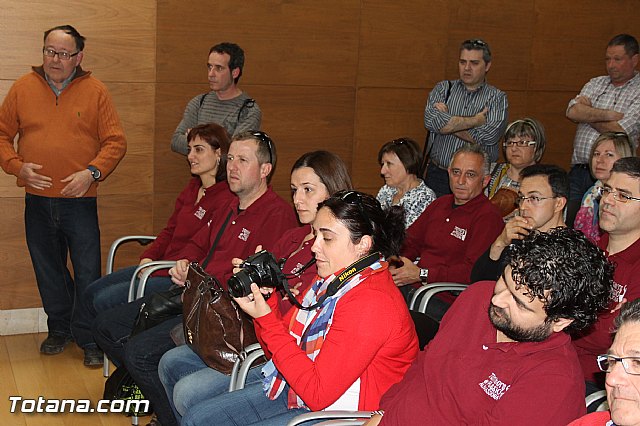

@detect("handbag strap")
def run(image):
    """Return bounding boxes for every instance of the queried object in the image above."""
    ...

[202,210,234,269]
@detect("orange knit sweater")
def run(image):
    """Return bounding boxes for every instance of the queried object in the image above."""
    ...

[0,66,126,197]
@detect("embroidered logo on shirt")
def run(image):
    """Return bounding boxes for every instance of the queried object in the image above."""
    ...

[290,262,305,275]
[451,226,467,241]
[611,280,628,303]
[479,372,511,401]
[194,207,206,220]
[238,228,250,241]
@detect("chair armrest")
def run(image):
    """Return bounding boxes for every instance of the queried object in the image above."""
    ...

[408,282,465,311]
[416,284,467,314]
[229,344,266,392]
[106,235,156,274]
[128,261,176,302]
[286,411,372,426]
[585,389,608,412]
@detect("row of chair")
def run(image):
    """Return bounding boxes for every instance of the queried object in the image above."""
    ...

[104,236,609,425]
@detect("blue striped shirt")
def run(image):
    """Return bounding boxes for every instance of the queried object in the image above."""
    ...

[424,79,508,165]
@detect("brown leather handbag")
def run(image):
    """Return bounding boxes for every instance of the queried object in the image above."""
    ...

[182,262,258,375]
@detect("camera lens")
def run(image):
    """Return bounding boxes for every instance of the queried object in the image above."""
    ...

[228,268,260,298]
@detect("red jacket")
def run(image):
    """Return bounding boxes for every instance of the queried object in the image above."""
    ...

[255,264,418,411]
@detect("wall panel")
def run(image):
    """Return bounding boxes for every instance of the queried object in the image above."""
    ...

[0,0,156,313]
[1,0,639,316]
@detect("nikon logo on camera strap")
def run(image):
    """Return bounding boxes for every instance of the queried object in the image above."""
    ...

[283,252,381,311]
[324,252,380,298]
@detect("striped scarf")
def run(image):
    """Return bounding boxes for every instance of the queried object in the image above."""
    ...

[262,257,383,409]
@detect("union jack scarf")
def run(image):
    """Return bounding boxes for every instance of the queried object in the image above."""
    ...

[262,256,384,409]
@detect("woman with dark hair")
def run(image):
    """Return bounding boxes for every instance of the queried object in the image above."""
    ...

[74,123,234,366]
[573,131,634,243]
[158,150,352,423]
[487,118,546,217]
[377,138,435,228]
[178,191,419,426]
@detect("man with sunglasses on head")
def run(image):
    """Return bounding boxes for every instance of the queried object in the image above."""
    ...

[0,25,126,355]
[573,157,640,395]
[566,34,640,206]
[93,131,297,426]
[171,42,262,155]
[423,38,508,197]
[570,299,640,426]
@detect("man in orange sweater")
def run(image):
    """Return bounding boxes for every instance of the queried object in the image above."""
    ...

[0,25,126,356]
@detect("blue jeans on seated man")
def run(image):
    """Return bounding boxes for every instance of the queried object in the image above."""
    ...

[159,344,265,421]
[182,381,315,426]
[72,265,173,350]
[424,162,452,198]
[93,297,182,426]
[25,194,101,339]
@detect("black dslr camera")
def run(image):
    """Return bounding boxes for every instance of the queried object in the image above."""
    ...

[227,250,287,298]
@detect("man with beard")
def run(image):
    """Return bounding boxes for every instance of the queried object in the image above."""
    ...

[365,228,614,426]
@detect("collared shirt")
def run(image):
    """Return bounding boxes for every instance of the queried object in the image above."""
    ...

[45,68,76,96]
[376,180,436,228]
[424,79,508,165]
[568,72,640,164]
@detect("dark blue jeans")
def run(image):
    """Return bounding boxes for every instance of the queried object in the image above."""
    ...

[25,194,101,338]
[93,295,181,426]
[424,162,452,198]
[569,164,596,201]
[73,265,173,349]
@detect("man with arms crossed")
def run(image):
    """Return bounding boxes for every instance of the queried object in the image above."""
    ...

[566,34,640,207]
[423,38,508,197]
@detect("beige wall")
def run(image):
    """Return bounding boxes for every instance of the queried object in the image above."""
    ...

[0,0,638,313]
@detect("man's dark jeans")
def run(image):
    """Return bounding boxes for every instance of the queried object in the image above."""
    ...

[25,194,101,338]
[93,295,180,426]
[424,162,452,198]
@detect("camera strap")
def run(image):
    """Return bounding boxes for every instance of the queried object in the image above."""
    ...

[283,252,381,311]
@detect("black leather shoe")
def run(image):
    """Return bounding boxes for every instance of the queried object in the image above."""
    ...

[40,333,73,355]
[83,346,104,367]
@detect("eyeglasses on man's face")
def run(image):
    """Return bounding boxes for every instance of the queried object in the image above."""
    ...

[250,131,273,165]
[597,354,640,375]
[503,140,536,148]
[597,186,640,203]
[516,195,556,206]
[43,47,79,61]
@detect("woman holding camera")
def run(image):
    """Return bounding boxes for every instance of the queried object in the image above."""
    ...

[179,190,419,426]
[158,151,353,422]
